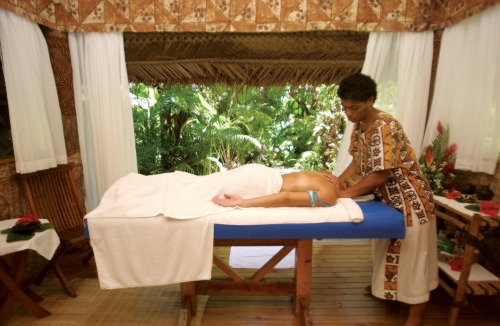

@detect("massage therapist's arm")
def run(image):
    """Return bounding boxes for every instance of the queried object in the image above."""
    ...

[338,161,357,184]
[339,169,390,198]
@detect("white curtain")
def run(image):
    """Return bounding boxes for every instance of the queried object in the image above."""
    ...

[0,9,67,173]
[422,4,500,174]
[69,32,137,211]
[334,31,434,175]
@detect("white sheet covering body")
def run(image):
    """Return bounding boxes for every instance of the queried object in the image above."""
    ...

[85,164,364,289]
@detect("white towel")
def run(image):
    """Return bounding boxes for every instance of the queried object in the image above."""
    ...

[87,215,214,289]
[85,165,364,289]
[87,164,283,220]
[212,198,363,225]
[86,164,283,289]
[164,164,283,219]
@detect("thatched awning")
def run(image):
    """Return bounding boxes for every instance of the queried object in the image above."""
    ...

[124,31,369,86]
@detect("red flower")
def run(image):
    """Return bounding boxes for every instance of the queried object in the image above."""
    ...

[425,146,434,167]
[437,121,444,134]
[445,144,457,158]
[450,257,464,272]
[480,201,500,217]
[445,190,461,200]
[441,162,455,175]
[15,213,41,226]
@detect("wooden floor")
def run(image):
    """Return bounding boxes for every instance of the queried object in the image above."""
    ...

[60,239,500,325]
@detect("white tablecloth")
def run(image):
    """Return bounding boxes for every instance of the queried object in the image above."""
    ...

[0,219,60,260]
[434,196,480,217]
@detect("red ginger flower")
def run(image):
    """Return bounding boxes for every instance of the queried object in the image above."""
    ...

[445,144,457,158]
[441,162,455,175]
[437,121,444,134]
[425,146,434,168]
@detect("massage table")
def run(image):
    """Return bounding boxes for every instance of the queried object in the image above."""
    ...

[85,199,405,326]
[180,200,404,326]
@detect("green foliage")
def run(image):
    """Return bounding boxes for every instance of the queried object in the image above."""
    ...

[131,83,346,175]
[293,151,325,171]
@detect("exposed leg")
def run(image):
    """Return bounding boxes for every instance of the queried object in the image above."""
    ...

[404,302,427,326]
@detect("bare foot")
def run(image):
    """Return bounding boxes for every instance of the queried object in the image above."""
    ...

[404,316,423,326]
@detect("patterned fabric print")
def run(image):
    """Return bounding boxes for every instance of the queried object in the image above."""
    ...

[2,0,498,33]
[383,238,402,301]
[349,112,434,226]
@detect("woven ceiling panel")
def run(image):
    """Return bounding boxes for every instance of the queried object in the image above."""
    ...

[124,30,369,86]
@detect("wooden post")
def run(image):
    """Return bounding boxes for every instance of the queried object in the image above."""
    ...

[447,214,482,326]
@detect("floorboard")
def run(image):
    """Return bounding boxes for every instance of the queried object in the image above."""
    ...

[204,239,500,325]
[59,238,500,325]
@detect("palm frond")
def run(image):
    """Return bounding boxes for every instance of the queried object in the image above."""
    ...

[235,134,262,149]
[174,162,196,174]
[429,123,450,164]
[204,157,226,172]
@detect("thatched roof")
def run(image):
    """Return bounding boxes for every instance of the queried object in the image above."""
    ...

[124,30,369,86]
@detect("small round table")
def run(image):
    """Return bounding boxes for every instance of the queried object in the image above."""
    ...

[0,218,60,323]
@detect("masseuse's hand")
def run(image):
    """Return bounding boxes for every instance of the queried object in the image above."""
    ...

[212,193,243,207]
[320,171,341,187]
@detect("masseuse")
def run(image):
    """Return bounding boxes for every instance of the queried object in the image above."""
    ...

[213,167,340,208]
[332,73,438,326]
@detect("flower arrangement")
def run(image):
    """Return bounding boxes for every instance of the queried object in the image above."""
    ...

[419,122,457,195]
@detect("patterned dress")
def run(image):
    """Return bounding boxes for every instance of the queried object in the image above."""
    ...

[349,112,438,304]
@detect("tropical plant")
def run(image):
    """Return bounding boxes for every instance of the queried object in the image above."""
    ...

[131,84,209,174]
[131,83,347,175]
[419,121,457,195]
[204,113,263,171]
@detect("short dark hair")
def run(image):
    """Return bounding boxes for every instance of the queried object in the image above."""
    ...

[338,73,377,102]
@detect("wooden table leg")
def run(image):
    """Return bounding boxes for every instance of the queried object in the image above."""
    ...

[294,239,312,326]
[0,251,51,323]
[447,214,482,326]
[179,282,197,326]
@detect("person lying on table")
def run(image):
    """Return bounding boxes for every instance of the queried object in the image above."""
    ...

[327,72,438,326]
[212,164,340,208]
